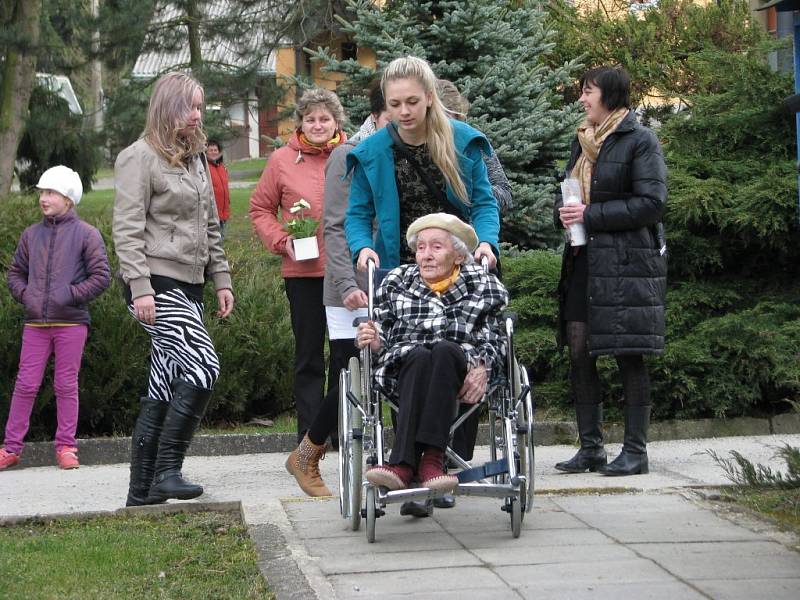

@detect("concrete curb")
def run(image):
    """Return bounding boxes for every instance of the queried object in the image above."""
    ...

[0,500,243,526]
[13,413,800,468]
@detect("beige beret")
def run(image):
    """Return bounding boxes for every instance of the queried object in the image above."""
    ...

[406,212,479,252]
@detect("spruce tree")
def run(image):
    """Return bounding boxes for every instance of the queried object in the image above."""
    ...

[310,0,582,249]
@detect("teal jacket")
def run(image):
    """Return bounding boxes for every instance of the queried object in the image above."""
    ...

[344,119,499,268]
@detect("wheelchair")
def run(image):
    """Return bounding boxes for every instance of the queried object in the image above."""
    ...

[338,260,535,542]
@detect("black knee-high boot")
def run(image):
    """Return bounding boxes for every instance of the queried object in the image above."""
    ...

[148,378,213,501]
[126,398,169,506]
[555,403,607,473]
[600,405,650,476]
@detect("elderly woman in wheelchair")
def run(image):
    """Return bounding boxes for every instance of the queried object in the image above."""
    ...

[355,213,508,493]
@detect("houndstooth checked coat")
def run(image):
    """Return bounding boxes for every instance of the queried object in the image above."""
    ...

[373,263,509,396]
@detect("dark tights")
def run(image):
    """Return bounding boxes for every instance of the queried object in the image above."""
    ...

[566,321,650,407]
[307,338,359,446]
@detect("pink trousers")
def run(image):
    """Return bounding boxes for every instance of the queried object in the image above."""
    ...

[2,325,88,454]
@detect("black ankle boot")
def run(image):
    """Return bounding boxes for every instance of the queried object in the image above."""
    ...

[433,494,456,509]
[600,405,650,476]
[555,403,607,473]
[400,500,433,518]
[126,398,169,507]
[148,378,213,502]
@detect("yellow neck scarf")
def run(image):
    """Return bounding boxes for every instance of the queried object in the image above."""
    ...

[299,132,341,148]
[425,266,461,295]
[571,107,629,205]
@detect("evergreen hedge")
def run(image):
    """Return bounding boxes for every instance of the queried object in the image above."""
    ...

[503,251,800,422]
[2,193,798,439]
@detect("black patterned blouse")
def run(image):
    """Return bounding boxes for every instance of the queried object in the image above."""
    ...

[393,143,461,263]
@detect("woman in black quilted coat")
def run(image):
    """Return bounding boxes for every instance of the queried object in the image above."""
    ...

[554,66,667,477]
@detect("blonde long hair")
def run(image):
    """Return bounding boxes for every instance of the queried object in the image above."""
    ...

[382,56,468,204]
[143,72,207,166]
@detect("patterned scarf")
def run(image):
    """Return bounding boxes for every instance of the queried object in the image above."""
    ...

[571,108,629,205]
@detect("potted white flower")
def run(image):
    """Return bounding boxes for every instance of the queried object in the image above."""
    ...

[285,198,320,260]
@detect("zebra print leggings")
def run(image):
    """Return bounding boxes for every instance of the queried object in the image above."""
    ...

[128,288,220,403]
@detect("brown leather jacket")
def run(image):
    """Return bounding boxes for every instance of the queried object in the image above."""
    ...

[113,139,231,300]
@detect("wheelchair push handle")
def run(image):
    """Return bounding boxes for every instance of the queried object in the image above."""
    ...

[367,258,376,318]
[481,254,490,273]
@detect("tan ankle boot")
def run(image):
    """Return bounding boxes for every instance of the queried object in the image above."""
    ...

[286,434,332,497]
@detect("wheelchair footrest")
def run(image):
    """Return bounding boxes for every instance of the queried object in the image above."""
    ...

[457,459,508,483]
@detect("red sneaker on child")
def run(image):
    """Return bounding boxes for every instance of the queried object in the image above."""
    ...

[56,446,79,470]
[0,448,20,470]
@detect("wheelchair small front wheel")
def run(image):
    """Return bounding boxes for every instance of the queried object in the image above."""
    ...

[366,486,377,543]
[509,496,522,538]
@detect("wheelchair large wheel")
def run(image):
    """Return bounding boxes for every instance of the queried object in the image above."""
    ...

[366,486,377,543]
[516,365,535,515]
[338,357,363,531]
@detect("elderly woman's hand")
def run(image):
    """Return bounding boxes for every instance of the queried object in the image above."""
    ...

[473,242,496,270]
[458,362,488,404]
[356,320,381,352]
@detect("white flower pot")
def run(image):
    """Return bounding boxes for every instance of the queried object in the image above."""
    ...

[293,236,319,261]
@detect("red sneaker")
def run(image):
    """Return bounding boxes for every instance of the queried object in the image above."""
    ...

[0,448,20,470]
[56,446,80,470]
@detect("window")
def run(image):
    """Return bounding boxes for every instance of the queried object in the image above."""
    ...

[341,42,358,61]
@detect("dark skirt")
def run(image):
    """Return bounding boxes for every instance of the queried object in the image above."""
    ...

[563,247,588,323]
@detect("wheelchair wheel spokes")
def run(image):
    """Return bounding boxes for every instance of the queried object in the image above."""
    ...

[338,357,364,531]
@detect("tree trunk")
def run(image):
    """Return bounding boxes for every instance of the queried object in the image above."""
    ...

[186,0,202,72]
[0,0,43,199]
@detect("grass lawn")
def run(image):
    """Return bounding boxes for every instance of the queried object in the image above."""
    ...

[723,488,800,540]
[0,511,273,600]
[94,157,266,181]
[228,157,267,174]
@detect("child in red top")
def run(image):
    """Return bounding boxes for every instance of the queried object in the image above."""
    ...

[206,140,230,237]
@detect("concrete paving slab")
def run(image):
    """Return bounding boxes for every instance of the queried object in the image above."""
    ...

[557,507,765,544]
[329,565,510,599]
[472,542,639,567]
[277,486,800,599]
[516,580,708,600]
[630,540,800,580]
[449,526,612,549]
[310,528,463,555]
[496,556,676,588]
[317,548,482,576]
[368,592,520,600]
[691,578,800,600]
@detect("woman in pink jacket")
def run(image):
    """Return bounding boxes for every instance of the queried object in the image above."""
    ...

[249,88,346,464]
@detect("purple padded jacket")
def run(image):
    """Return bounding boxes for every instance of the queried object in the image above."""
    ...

[7,209,111,325]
